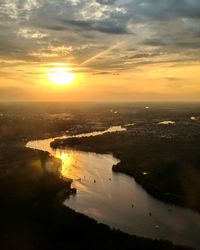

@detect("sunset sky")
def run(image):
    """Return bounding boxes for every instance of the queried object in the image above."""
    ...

[0,0,200,101]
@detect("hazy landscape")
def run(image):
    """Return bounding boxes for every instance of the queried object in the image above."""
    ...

[0,102,199,249]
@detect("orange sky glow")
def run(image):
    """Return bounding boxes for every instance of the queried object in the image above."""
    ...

[0,0,200,101]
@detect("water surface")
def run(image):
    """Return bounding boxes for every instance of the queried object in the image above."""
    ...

[158,121,175,125]
[26,126,200,249]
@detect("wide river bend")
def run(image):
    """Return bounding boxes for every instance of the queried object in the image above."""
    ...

[26,126,200,249]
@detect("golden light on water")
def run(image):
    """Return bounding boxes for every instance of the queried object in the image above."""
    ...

[48,67,75,86]
[55,150,77,179]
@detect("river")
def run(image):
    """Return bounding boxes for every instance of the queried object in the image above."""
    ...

[26,126,200,249]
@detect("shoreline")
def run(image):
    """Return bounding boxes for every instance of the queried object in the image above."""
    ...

[50,131,200,214]
[21,145,192,250]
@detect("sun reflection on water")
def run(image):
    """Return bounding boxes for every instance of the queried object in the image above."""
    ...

[54,150,78,179]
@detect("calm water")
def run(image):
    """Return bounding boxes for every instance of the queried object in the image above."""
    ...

[26,126,200,249]
[158,121,176,125]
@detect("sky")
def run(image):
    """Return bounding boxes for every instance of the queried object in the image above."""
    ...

[0,0,200,102]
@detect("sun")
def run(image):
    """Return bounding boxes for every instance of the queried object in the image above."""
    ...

[48,67,75,86]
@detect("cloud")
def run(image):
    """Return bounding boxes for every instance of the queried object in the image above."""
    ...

[131,0,200,21]
[142,39,166,47]
[164,77,182,81]
[96,0,117,5]
[55,18,131,34]
[93,71,112,75]
[0,0,199,71]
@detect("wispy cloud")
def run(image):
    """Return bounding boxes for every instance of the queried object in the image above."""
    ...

[0,0,199,69]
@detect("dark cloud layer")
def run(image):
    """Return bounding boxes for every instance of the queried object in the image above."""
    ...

[0,0,199,70]
[96,0,117,5]
[56,18,131,34]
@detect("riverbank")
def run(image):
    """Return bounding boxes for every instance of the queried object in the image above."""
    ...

[1,102,200,249]
[51,131,200,214]
[0,144,192,250]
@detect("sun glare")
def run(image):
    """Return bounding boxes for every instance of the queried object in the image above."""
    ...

[55,150,77,179]
[48,67,75,86]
